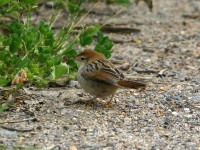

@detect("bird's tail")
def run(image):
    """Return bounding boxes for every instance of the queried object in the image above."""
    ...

[118,80,146,89]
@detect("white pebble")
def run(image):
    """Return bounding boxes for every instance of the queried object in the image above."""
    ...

[184,114,192,118]
[184,108,190,113]
[172,111,178,116]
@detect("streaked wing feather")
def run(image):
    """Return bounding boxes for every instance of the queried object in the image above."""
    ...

[82,60,124,85]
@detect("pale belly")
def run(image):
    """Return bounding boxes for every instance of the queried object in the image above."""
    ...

[77,71,118,98]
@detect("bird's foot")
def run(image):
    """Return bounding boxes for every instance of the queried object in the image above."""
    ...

[101,102,115,108]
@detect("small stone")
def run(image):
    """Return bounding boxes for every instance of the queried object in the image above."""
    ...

[61,108,68,115]
[68,80,81,89]
[184,114,192,118]
[36,125,42,130]
[160,87,166,91]
[63,126,69,130]
[69,146,78,150]
[133,67,146,72]
[172,111,178,116]
[167,109,172,112]
[184,108,190,113]
[119,62,130,71]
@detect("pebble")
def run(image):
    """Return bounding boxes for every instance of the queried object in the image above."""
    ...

[69,146,78,150]
[133,67,146,72]
[172,112,178,116]
[68,80,81,89]
[184,114,193,118]
[184,108,190,113]
[61,108,69,115]
[188,95,200,101]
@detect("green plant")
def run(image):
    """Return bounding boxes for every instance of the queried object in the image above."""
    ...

[0,0,113,87]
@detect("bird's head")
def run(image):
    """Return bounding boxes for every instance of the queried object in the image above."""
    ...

[73,49,105,67]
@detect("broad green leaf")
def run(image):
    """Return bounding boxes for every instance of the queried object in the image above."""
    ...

[83,25,101,37]
[63,49,77,67]
[80,36,92,46]
[95,44,111,58]
[67,60,77,67]
[51,65,69,80]
[65,49,77,58]
[102,36,113,50]
[95,31,113,58]
[80,25,101,46]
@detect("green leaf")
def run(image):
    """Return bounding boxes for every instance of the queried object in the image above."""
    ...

[63,49,77,67]
[38,53,48,64]
[0,76,9,86]
[95,31,113,58]
[80,25,101,46]
[64,49,77,58]
[0,50,11,65]
[39,22,55,47]
[22,28,40,51]
[51,65,69,80]
[67,0,83,14]
[8,21,23,35]
[32,76,48,87]
[9,33,21,53]
[0,0,12,6]
[80,36,93,46]
[28,64,40,75]
[0,51,9,61]
[11,55,21,66]
[103,36,113,50]
[83,25,101,37]
[67,60,77,67]
[17,57,31,69]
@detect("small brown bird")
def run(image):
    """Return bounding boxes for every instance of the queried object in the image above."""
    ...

[74,49,146,105]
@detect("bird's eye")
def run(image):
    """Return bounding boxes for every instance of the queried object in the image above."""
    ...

[80,57,85,61]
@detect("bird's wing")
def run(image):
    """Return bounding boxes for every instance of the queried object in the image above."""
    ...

[81,60,124,86]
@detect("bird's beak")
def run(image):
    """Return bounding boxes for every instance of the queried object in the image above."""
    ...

[70,57,76,61]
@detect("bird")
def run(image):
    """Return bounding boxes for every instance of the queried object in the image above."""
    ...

[73,49,146,106]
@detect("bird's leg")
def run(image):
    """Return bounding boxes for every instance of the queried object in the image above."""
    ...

[107,93,115,105]
[102,93,116,108]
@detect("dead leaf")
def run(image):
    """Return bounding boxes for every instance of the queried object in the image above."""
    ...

[12,69,28,85]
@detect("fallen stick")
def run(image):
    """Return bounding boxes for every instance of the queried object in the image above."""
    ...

[0,125,34,132]
[0,117,37,124]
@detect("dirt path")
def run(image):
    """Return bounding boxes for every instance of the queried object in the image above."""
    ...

[1,0,200,149]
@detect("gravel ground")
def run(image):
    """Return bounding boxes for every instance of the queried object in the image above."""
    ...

[0,0,200,149]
